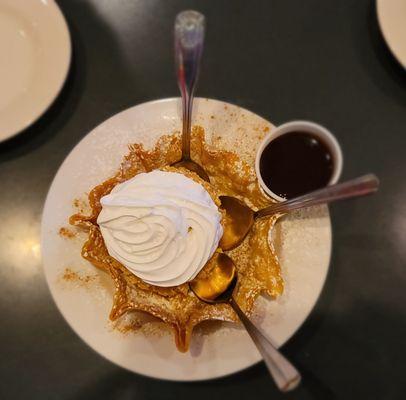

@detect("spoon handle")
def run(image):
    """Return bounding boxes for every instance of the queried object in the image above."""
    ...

[256,174,379,219]
[229,297,301,392]
[174,11,205,161]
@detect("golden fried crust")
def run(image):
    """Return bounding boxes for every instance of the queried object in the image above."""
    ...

[70,126,283,352]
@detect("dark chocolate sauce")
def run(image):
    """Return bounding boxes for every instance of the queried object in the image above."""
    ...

[259,132,334,199]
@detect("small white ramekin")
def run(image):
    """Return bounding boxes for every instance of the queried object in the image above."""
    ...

[255,121,343,202]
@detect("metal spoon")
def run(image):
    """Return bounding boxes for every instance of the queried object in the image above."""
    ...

[172,10,210,182]
[190,252,301,392]
[220,173,379,250]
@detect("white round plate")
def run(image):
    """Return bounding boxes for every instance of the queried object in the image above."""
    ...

[0,0,71,142]
[377,0,406,68]
[41,98,331,381]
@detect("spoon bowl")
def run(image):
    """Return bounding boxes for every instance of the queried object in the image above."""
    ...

[219,196,254,251]
[190,252,237,303]
[173,159,210,182]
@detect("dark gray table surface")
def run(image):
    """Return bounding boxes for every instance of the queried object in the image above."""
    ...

[1,1,405,399]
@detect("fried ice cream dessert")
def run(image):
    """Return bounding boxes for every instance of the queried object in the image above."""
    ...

[70,127,283,352]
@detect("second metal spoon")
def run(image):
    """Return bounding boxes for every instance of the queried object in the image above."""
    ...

[190,252,301,392]
[220,173,379,250]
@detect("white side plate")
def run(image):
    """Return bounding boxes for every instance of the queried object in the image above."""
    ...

[377,0,406,68]
[0,0,71,142]
[41,98,331,381]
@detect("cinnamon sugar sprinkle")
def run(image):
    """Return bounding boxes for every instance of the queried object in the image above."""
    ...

[62,268,96,286]
[59,227,76,239]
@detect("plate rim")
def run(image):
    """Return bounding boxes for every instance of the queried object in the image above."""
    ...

[41,97,332,381]
[0,0,72,143]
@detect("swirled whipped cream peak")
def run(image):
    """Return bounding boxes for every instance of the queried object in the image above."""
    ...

[97,170,223,287]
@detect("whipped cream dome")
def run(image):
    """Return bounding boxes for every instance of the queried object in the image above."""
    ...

[97,170,223,287]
